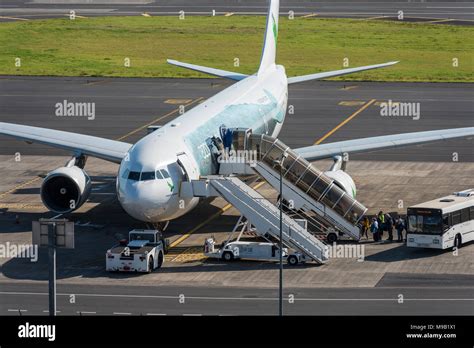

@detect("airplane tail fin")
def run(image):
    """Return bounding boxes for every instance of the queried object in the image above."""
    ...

[258,0,279,75]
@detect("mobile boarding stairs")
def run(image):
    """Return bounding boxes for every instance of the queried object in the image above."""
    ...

[180,129,367,264]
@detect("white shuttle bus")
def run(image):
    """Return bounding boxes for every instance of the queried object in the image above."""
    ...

[407,189,474,249]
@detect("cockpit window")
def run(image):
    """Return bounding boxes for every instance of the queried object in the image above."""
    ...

[155,170,163,179]
[141,172,155,181]
[160,169,170,179]
[128,171,140,181]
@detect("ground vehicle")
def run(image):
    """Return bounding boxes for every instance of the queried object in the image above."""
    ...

[106,230,168,272]
[204,237,306,265]
[407,189,474,249]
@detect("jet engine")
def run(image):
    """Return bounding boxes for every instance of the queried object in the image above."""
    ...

[324,170,357,198]
[41,166,92,213]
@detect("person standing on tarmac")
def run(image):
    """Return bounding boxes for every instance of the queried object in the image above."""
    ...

[377,211,385,240]
[395,216,405,242]
[362,216,370,239]
[370,218,379,242]
[385,213,394,241]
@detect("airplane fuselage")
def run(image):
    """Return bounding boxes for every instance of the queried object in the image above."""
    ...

[117,65,288,222]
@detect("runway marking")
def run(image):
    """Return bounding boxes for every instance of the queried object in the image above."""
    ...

[359,15,387,21]
[43,310,61,313]
[2,292,473,302]
[0,16,29,21]
[63,14,87,19]
[8,309,27,312]
[113,312,132,315]
[77,311,96,314]
[142,13,151,17]
[147,313,167,316]
[426,18,454,24]
[168,181,265,251]
[224,12,234,17]
[0,177,41,200]
[315,99,377,145]
[85,79,110,86]
[338,101,365,106]
[116,97,204,141]
[0,203,45,209]
[301,13,318,19]
[168,246,205,263]
[164,98,193,105]
[339,85,359,91]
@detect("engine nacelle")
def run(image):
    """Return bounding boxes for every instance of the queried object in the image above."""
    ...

[41,166,92,213]
[324,170,357,198]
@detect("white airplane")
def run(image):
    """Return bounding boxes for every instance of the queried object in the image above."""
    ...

[0,0,473,225]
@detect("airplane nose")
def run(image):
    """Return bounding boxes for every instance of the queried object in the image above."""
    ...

[119,180,172,222]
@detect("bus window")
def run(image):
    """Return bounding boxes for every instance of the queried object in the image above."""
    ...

[461,208,470,223]
[408,214,442,234]
[452,212,461,225]
[442,214,450,231]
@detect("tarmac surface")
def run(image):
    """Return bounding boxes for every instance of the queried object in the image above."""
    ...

[1,76,473,162]
[0,76,473,316]
[0,0,473,24]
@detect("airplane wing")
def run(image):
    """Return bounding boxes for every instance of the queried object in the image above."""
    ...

[287,61,399,84]
[167,59,249,81]
[294,127,474,161]
[0,122,132,164]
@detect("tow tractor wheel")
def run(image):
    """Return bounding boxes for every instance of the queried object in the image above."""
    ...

[148,256,154,273]
[287,255,298,266]
[222,251,234,262]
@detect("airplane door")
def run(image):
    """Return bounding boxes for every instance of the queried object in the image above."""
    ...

[177,152,199,181]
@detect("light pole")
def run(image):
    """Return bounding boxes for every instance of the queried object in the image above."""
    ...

[274,152,287,316]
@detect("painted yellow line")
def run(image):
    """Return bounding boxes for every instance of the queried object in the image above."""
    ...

[0,16,29,21]
[164,99,193,105]
[224,12,234,17]
[338,100,365,107]
[315,99,376,145]
[0,177,41,200]
[168,181,265,250]
[142,13,151,17]
[116,97,203,141]
[426,18,453,24]
[301,13,318,19]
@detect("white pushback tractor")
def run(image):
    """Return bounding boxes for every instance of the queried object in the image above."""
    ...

[106,229,168,273]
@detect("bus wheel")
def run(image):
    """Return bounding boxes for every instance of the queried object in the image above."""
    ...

[287,255,298,266]
[327,232,338,244]
[454,234,462,249]
[148,256,154,273]
[222,251,234,262]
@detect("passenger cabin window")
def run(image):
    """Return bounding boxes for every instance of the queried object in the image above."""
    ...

[128,171,140,181]
[141,172,155,181]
